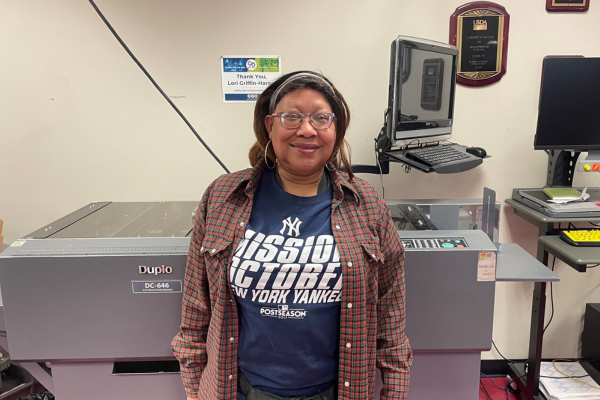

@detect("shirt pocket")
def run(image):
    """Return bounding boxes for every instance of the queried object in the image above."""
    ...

[360,241,382,304]
[201,234,233,294]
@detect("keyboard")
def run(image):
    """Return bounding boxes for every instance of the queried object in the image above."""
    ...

[560,229,600,247]
[405,146,471,166]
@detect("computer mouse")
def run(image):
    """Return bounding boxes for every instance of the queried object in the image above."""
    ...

[466,147,487,158]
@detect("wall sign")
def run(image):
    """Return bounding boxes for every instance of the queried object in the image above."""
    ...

[450,2,510,87]
[221,56,281,103]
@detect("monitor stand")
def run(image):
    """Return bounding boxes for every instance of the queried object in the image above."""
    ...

[546,150,580,187]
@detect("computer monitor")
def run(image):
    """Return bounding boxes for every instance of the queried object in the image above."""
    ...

[534,57,600,152]
[386,36,459,147]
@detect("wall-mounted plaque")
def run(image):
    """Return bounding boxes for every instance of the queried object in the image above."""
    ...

[450,2,510,87]
[546,0,589,12]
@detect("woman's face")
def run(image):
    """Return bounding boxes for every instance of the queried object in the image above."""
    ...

[265,88,336,178]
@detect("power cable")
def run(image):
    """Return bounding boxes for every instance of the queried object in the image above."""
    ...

[492,340,517,363]
[479,379,493,400]
[480,373,513,400]
[551,359,600,390]
[87,0,230,173]
[544,255,557,334]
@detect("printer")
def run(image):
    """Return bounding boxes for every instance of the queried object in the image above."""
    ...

[0,201,497,400]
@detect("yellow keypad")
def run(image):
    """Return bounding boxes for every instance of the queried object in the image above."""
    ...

[560,230,600,247]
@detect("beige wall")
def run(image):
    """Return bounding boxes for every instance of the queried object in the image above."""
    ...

[2,0,600,360]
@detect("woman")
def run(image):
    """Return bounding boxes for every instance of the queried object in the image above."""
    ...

[172,71,412,400]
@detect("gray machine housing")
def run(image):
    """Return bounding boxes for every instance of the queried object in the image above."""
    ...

[0,202,497,400]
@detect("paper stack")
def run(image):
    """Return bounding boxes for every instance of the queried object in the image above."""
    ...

[544,187,591,204]
[539,362,600,400]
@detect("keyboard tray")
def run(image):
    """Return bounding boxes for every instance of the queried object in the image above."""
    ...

[384,144,484,174]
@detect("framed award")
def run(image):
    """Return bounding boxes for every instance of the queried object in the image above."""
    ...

[450,2,510,87]
[547,0,589,12]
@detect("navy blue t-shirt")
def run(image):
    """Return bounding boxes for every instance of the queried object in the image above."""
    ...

[231,168,341,399]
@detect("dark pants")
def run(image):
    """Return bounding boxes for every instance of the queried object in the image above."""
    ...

[238,371,336,400]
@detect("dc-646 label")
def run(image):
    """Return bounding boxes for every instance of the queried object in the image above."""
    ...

[132,280,182,294]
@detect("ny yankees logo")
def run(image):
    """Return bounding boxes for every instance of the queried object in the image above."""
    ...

[280,217,302,237]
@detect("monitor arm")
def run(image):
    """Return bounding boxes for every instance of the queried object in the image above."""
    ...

[350,126,391,175]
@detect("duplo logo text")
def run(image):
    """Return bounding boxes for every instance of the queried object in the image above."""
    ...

[139,265,173,275]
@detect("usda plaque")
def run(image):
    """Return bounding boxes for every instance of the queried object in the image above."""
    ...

[450,2,510,87]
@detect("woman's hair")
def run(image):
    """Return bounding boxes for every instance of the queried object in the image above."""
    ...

[248,71,354,180]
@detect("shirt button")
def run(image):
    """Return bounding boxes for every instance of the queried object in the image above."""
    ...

[372,254,377,259]
[240,222,245,226]
[212,249,216,254]
[347,262,352,267]
[347,303,352,309]
[230,337,235,342]
[346,343,351,348]
[229,375,233,380]
[345,381,350,387]
[335,225,341,230]
[200,247,204,252]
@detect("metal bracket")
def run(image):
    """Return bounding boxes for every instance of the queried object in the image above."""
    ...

[546,150,580,187]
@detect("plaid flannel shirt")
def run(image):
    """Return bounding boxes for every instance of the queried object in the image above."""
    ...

[172,159,412,399]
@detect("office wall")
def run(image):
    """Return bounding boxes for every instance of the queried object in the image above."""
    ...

[1,0,599,360]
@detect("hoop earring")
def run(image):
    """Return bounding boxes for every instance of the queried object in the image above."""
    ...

[326,149,341,171]
[264,140,276,169]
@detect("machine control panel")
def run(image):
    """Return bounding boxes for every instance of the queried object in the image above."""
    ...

[401,237,468,249]
[576,153,600,172]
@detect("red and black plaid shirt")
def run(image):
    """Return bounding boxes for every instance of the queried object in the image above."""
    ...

[172,160,412,399]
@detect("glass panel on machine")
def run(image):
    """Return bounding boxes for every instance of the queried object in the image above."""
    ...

[51,201,198,238]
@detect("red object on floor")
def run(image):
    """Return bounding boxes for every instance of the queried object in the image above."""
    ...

[479,376,526,400]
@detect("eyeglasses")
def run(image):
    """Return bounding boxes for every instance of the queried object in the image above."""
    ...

[271,112,335,130]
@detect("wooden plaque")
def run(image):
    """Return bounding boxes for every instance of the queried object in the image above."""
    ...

[547,0,589,12]
[450,2,510,87]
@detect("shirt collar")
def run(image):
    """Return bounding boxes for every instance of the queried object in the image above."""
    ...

[222,159,360,205]
[328,163,360,206]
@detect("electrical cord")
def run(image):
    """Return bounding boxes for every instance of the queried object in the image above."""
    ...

[587,264,600,268]
[590,222,600,227]
[492,340,517,363]
[479,379,493,400]
[505,373,528,394]
[551,359,600,390]
[87,0,230,174]
[544,255,557,334]
[375,136,385,198]
[507,373,527,385]
[480,373,513,400]
[402,138,421,149]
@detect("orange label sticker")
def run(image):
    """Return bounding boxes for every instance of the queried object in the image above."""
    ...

[593,164,600,171]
